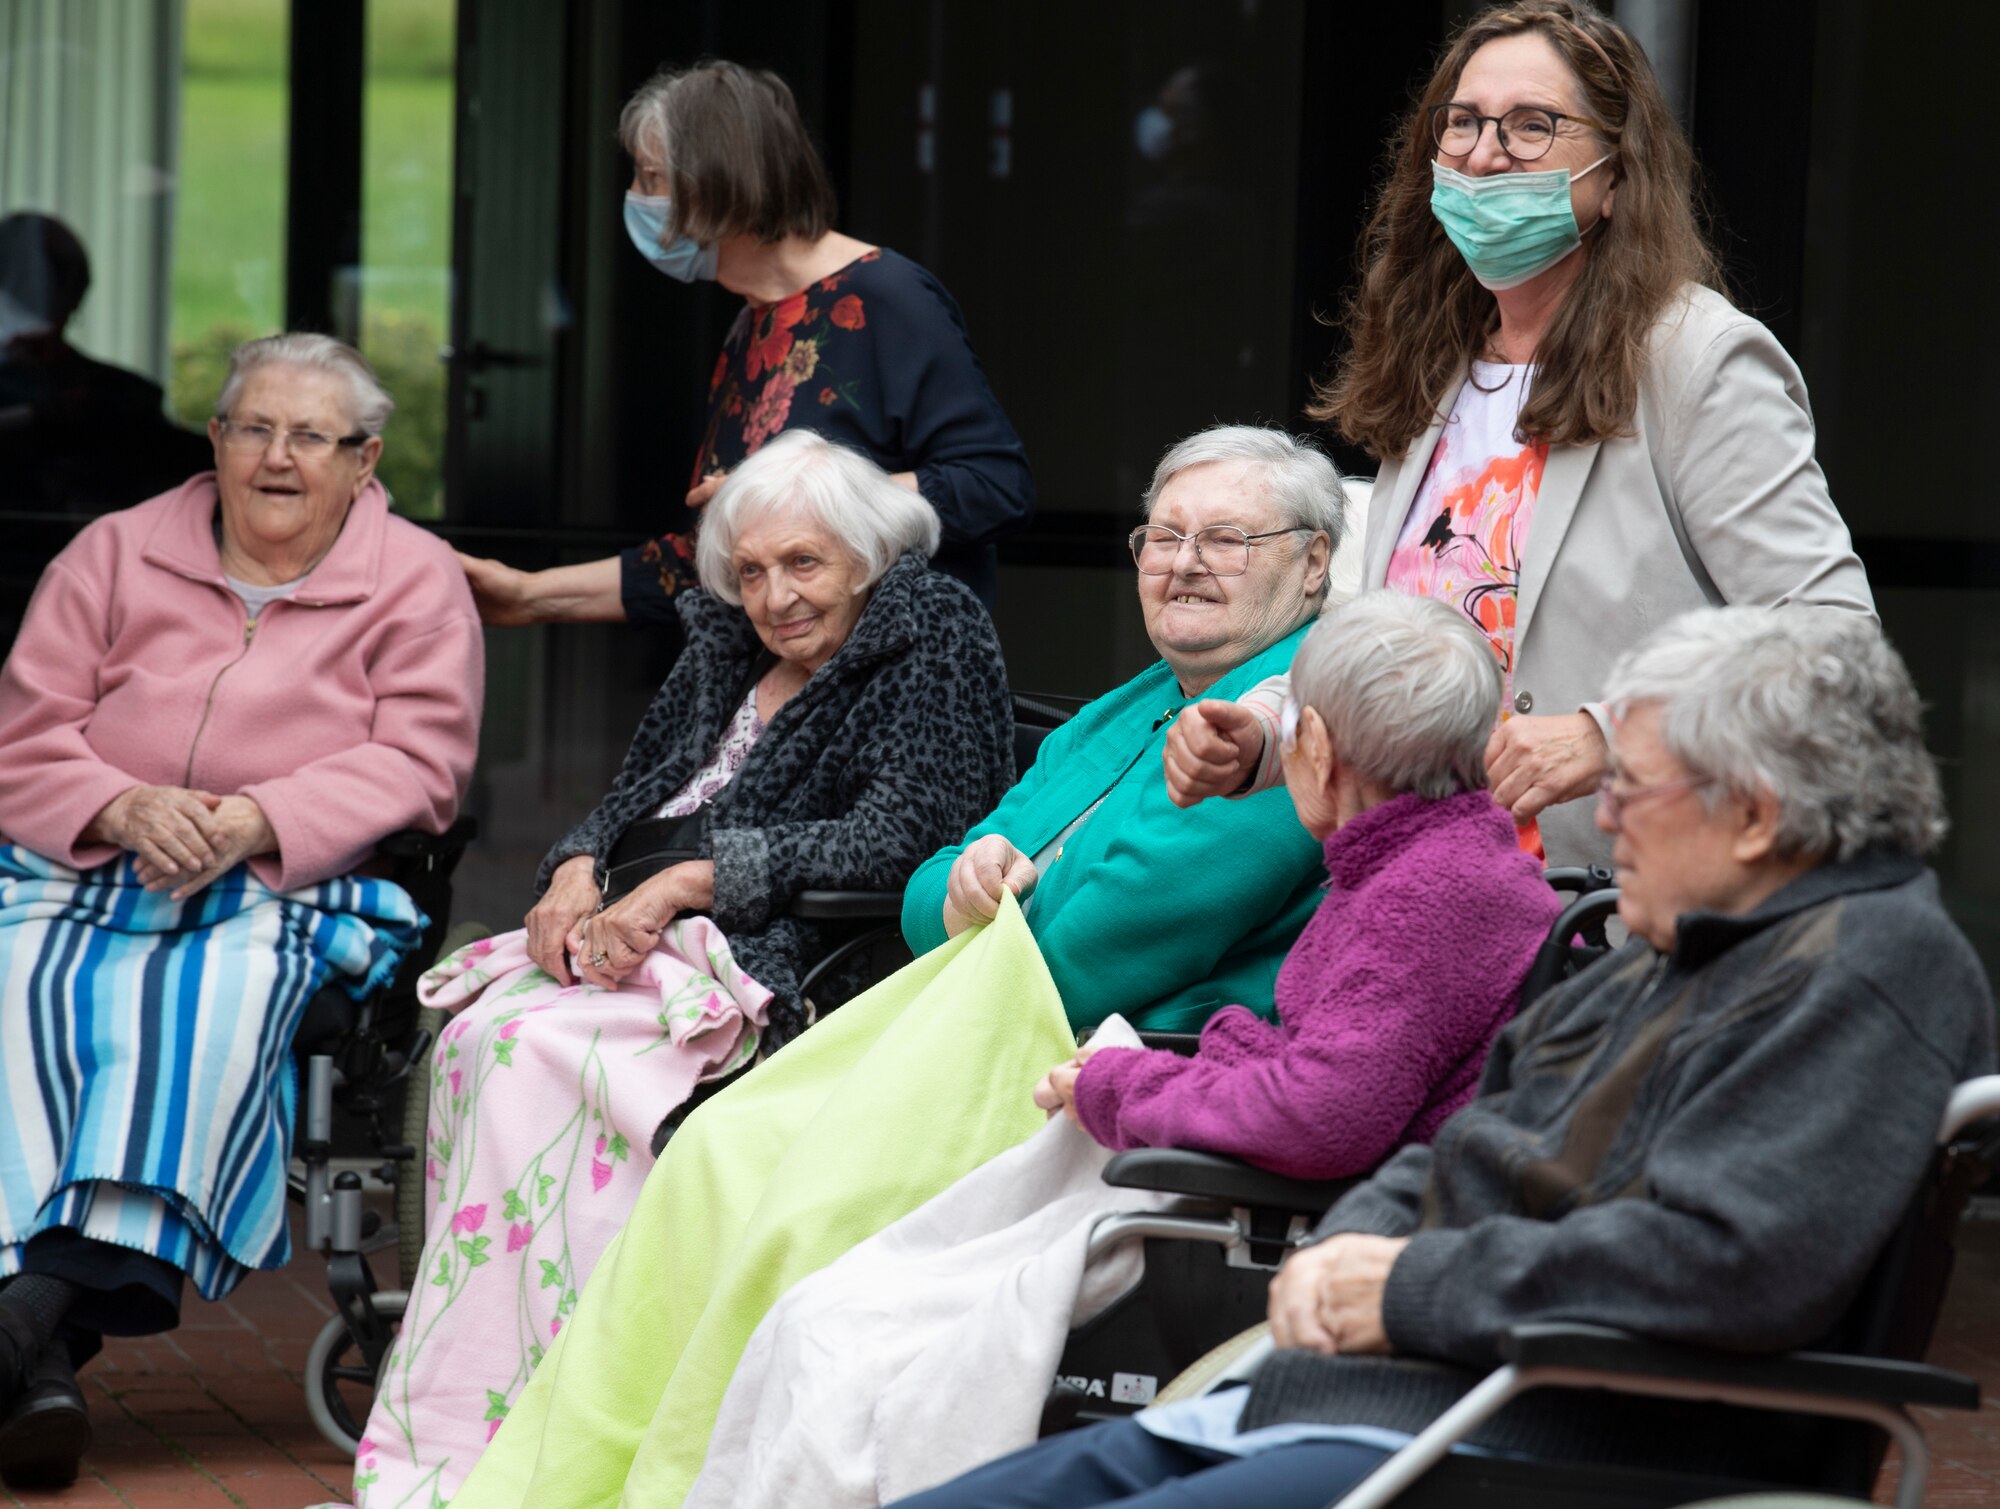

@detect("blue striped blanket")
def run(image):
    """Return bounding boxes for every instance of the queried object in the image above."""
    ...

[0,845,426,1300]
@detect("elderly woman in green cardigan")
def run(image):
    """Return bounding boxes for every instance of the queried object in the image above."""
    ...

[447,426,1343,1509]
[906,427,1337,1032]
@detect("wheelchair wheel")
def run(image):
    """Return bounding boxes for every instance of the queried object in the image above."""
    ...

[304,1289,407,1456]
[396,1004,447,1288]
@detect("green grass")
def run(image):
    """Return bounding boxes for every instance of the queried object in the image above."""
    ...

[170,76,287,348]
[185,0,449,78]
[170,0,455,515]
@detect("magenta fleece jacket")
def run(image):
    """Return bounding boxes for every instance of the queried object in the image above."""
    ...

[1072,790,1562,1180]
[0,473,483,890]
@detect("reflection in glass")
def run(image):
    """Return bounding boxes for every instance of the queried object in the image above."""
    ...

[168,0,289,424]
[361,0,455,519]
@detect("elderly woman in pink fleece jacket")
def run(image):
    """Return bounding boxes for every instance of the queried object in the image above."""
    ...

[1036,591,1561,1181]
[0,333,481,1488]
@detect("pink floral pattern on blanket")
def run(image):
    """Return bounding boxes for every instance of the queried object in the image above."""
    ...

[348,918,771,1508]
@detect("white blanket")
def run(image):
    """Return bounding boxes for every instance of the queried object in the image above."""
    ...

[685,1016,1171,1509]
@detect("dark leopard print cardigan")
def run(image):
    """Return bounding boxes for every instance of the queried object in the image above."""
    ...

[536,552,1013,1045]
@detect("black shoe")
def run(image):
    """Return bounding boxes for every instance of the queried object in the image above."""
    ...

[0,1345,92,1489]
[0,1296,39,1411]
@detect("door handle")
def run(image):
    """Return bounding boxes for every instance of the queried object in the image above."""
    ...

[448,340,544,372]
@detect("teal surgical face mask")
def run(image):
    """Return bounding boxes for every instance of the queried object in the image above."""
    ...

[1429,154,1609,291]
[623,192,718,283]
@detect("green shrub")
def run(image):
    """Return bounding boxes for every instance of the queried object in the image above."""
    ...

[169,321,259,422]
[361,310,447,519]
[170,315,447,521]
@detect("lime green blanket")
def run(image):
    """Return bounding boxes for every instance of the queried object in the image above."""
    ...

[450,893,1076,1509]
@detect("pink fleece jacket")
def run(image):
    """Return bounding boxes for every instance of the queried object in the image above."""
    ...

[1072,790,1562,1181]
[0,473,483,891]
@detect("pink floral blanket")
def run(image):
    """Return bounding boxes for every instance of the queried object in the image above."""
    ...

[342,918,771,1509]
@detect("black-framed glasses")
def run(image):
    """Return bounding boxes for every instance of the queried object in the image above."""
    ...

[217,419,369,458]
[1129,524,1312,576]
[1429,103,1596,162]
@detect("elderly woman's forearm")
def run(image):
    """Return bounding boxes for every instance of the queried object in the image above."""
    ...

[529,557,627,623]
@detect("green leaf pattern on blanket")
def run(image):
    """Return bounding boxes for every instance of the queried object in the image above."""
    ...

[352,916,773,1508]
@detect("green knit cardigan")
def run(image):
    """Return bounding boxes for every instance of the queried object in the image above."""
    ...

[901,622,1323,1031]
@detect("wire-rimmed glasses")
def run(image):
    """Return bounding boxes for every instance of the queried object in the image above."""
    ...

[216,419,369,459]
[1595,772,1714,828]
[1129,524,1311,576]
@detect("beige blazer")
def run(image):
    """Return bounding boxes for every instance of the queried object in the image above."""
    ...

[1355,284,1875,866]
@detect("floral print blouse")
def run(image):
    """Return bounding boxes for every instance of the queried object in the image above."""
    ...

[657,687,765,819]
[1386,362,1547,696]
[1386,362,1549,858]
[621,248,1033,612]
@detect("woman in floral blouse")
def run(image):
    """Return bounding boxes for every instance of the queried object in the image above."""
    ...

[461,60,1034,615]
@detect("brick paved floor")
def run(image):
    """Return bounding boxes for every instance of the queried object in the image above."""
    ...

[1,1206,392,1509]
[8,1214,2000,1507]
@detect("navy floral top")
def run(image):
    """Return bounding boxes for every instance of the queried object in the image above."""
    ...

[620,248,1033,613]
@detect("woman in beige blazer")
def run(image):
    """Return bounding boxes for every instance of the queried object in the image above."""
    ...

[1165,0,1871,868]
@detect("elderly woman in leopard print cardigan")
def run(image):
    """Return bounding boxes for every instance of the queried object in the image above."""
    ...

[343,431,1010,1509]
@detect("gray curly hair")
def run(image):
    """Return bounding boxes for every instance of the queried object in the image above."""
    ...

[1603,607,1944,861]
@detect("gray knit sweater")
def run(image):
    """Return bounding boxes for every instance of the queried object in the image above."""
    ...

[1239,852,1994,1481]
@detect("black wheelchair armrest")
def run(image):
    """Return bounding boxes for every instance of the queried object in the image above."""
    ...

[1499,1322,1980,1411]
[376,817,480,862]
[1542,864,1615,897]
[790,889,903,921]
[1101,1147,1358,1217]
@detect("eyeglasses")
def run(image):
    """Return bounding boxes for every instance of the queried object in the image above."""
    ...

[1595,772,1714,827]
[1429,103,1598,163]
[1129,524,1312,576]
[217,419,368,459]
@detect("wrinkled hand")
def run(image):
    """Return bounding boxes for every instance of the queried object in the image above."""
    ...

[458,551,541,626]
[1485,712,1609,824]
[572,860,715,990]
[132,794,276,900]
[684,472,726,509]
[1163,699,1267,808]
[1268,1234,1409,1356]
[1031,1043,1108,1124]
[526,855,602,986]
[942,835,1038,937]
[89,784,222,882]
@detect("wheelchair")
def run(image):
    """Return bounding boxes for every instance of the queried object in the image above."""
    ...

[1042,866,1621,1435]
[295,690,1087,1452]
[289,817,479,1453]
[1141,1074,2000,1509]
[652,690,1089,1148]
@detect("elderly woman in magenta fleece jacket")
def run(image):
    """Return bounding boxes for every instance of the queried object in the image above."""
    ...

[1036,592,1561,1182]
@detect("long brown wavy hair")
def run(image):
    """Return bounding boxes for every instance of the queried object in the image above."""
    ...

[1311,0,1726,459]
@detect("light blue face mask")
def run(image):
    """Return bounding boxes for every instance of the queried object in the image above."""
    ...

[1429,155,1608,291]
[623,192,718,283]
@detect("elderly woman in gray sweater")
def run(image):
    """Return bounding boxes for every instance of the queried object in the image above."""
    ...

[893,606,1993,1509]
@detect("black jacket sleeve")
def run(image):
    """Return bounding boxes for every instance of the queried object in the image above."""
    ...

[868,262,1035,552]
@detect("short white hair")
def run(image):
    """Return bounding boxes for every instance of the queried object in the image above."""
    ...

[1289,591,1500,799]
[1604,607,1944,861]
[1142,424,1348,545]
[214,333,395,437]
[695,430,943,604]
